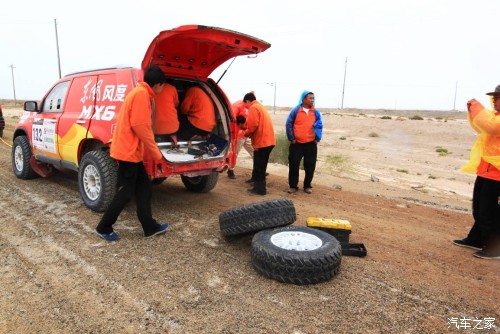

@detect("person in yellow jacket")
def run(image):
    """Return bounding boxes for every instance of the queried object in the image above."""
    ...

[96,65,169,241]
[243,92,276,195]
[453,85,500,260]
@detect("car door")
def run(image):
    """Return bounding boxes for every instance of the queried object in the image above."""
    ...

[31,80,70,159]
[56,75,98,165]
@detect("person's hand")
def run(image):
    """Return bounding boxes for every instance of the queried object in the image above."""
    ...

[291,140,297,144]
[467,98,477,111]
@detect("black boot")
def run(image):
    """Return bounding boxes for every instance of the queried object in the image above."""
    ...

[247,179,266,195]
[227,170,236,179]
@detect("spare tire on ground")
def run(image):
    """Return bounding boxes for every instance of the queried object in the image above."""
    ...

[219,198,296,237]
[251,226,342,285]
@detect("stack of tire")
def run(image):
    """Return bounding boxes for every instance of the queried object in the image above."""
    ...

[219,198,342,285]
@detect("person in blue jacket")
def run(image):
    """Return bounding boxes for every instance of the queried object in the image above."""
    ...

[285,90,323,194]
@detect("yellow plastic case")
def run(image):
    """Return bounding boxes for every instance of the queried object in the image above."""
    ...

[306,217,352,244]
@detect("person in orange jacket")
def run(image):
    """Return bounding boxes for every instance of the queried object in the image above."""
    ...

[227,99,254,179]
[153,81,180,147]
[243,92,275,195]
[96,65,169,241]
[286,90,323,194]
[453,84,500,260]
[178,84,216,141]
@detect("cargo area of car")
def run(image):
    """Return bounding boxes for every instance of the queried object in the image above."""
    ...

[154,78,231,163]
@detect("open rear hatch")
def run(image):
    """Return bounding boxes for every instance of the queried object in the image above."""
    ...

[142,25,271,79]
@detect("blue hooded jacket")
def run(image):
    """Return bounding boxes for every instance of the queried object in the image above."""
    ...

[285,90,323,142]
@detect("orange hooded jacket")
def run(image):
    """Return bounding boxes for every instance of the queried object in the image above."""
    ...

[244,100,275,149]
[180,86,215,132]
[110,81,162,162]
[153,83,179,135]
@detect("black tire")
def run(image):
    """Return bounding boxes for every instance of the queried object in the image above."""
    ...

[78,151,118,212]
[0,128,3,138]
[181,170,218,193]
[12,136,37,179]
[219,198,296,237]
[151,177,167,186]
[251,226,342,285]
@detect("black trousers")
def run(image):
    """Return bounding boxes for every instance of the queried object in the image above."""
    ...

[466,176,500,247]
[251,145,274,195]
[96,161,160,235]
[177,114,209,141]
[288,141,317,189]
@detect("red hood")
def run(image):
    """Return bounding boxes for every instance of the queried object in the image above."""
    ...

[142,25,271,80]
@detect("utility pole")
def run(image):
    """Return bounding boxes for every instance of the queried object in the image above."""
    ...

[9,64,17,105]
[273,81,276,114]
[54,18,62,78]
[341,57,347,109]
[267,81,277,114]
[453,81,458,110]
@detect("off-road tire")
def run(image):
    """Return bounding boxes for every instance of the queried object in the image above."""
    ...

[181,170,218,193]
[219,198,296,237]
[12,135,37,179]
[78,151,118,212]
[251,226,342,285]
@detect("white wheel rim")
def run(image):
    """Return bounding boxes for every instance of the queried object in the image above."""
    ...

[270,231,323,251]
[14,145,24,171]
[82,164,101,201]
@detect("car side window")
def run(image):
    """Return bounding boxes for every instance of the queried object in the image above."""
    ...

[41,81,70,113]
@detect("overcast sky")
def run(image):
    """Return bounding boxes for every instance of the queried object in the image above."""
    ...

[1,0,499,110]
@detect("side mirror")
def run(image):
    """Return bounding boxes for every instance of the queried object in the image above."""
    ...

[24,101,39,112]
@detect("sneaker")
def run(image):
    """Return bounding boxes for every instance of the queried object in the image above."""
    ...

[304,187,313,194]
[227,170,236,179]
[96,230,120,242]
[473,249,500,260]
[145,223,169,238]
[452,239,482,251]
[247,189,265,196]
[288,187,298,194]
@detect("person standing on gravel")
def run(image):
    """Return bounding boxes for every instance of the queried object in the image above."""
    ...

[96,65,169,241]
[226,98,254,179]
[286,90,323,194]
[243,92,275,195]
[453,85,500,260]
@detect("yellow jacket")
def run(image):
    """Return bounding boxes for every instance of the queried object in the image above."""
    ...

[462,100,500,180]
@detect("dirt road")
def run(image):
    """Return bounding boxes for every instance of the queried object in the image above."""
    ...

[0,109,498,333]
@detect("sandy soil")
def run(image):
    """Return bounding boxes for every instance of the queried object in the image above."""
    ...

[0,106,498,333]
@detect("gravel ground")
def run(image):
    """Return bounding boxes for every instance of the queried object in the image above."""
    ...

[0,106,498,333]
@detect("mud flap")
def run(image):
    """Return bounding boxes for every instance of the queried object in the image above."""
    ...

[29,157,53,177]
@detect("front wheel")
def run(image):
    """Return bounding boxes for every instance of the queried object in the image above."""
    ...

[78,151,118,212]
[12,136,37,179]
[181,170,218,193]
